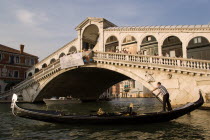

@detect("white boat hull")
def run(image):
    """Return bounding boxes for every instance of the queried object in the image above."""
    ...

[43,99,81,105]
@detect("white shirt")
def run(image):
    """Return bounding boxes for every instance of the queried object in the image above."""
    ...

[158,85,168,96]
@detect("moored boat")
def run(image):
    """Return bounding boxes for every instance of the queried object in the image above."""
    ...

[11,92,204,124]
[43,97,81,105]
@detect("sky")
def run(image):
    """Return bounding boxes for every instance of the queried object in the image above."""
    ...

[0,0,210,60]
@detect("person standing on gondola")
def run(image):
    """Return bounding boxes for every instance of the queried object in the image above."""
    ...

[152,82,172,112]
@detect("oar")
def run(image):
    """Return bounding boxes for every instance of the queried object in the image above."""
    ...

[151,92,169,110]
[151,92,163,104]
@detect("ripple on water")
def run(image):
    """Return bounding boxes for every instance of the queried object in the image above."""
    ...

[1,98,210,140]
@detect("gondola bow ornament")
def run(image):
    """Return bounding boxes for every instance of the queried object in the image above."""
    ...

[11,94,18,116]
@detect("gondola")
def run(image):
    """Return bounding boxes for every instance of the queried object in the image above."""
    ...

[11,93,204,124]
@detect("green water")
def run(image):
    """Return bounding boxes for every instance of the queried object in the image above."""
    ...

[1,98,210,140]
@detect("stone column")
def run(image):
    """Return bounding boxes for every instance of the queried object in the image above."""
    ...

[182,42,187,58]
[118,33,122,52]
[77,30,82,51]
[158,43,162,56]
[137,41,141,52]
[98,24,104,52]
[118,42,122,52]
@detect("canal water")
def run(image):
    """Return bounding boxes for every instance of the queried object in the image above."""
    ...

[1,98,210,140]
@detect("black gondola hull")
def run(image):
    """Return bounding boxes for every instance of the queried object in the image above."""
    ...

[12,93,204,124]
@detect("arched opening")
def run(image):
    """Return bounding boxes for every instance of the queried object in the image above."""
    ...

[69,46,77,54]
[162,36,182,57]
[50,58,56,64]
[5,83,15,91]
[122,35,137,54]
[42,63,47,68]
[35,67,129,101]
[35,68,39,73]
[34,67,153,102]
[105,36,119,52]
[82,24,99,51]
[28,72,32,77]
[59,53,65,58]
[141,35,158,55]
[187,36,210,60]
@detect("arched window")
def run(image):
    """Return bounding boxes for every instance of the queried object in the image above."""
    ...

[50,58,56,64]
[162,36,182,57]
[141,35,158,56]
[105,36,119,52]
[42,63,47,68]
[35,68,39,73]
[59,53,65,58]
[69,46,77,54]
[187,36,210,60]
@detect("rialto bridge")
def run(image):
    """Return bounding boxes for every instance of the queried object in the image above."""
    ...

[1,17,210,105]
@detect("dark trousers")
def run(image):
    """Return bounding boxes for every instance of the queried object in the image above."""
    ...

[163,93,172,111]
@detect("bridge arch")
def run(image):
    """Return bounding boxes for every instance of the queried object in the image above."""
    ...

[82,24,99,51]
[35,68,39,73]
[33,64,154,102]
[50,58,56,64]
[59,52,65,58]
[69,46,77,54]
[140,35,158,55]
[105,35,119,52]
[121,35,137,54]
[28,72,32,77]
[187,36,210,60]
[42,63,47,69]
[161,36,183,57]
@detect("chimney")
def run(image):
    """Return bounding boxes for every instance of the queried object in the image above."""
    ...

[20,44,24,54]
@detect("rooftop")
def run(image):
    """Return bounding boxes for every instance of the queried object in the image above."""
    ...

[105,24,210,30]
[0,44,38,58]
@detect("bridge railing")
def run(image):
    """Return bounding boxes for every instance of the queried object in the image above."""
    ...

[94,52,210,70]
[1,51,210,99]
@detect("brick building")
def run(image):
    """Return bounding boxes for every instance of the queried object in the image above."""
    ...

[0,44,38,94]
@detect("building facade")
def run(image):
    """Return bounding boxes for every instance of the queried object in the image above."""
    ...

[0,44,38,94]
[111,79,153,98]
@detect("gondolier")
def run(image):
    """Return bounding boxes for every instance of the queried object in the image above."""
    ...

[152,82,172,111]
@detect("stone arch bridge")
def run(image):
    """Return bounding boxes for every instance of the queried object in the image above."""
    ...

[1,17,210,105]
[2,52,210,105]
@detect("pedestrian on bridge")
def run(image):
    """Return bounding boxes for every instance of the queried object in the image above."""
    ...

[152,82,172,112]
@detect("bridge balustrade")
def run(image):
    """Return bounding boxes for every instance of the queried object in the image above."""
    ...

[1,51,210,99]
[94,52,210,70]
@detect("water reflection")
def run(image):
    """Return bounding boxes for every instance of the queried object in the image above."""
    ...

[1,98,210,140]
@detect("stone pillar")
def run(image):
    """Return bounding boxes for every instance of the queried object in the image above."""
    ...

[77,30,82,51]
[118,42,122,52]
[98,24,104,52]
[158,43,162,56]
[118,34,122,52]
[182,42,187,58]
[137,42,141,52]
